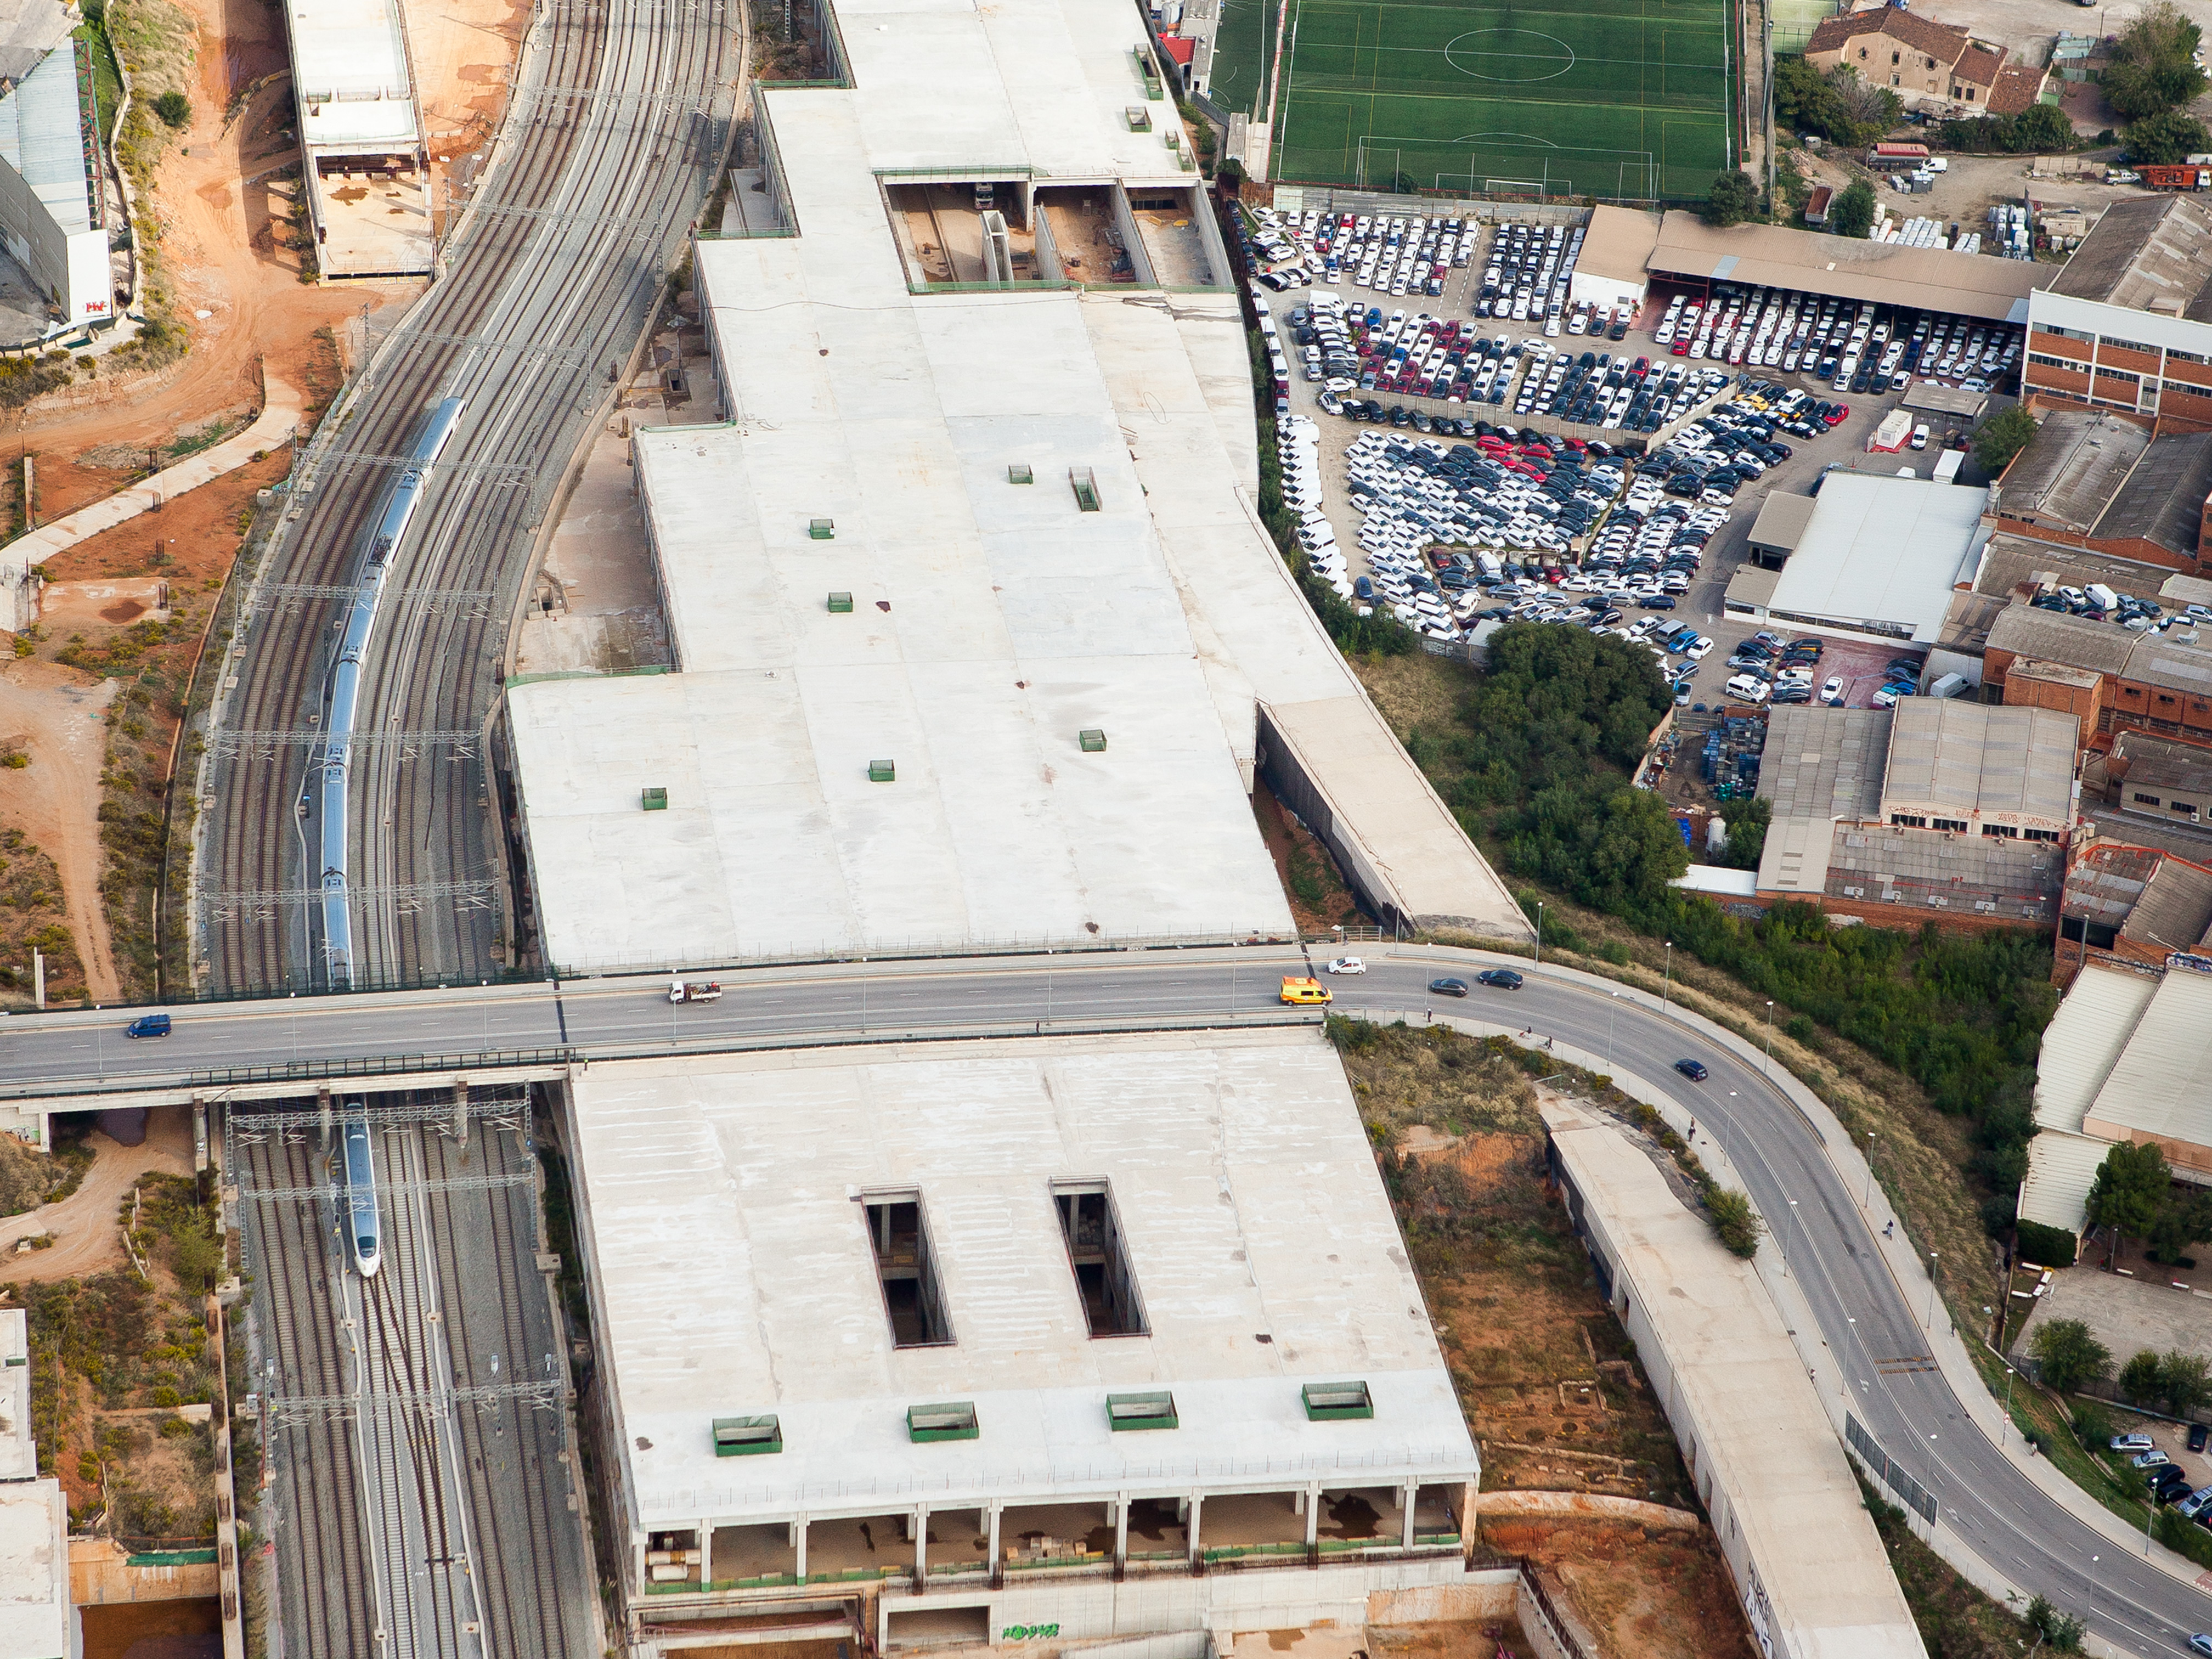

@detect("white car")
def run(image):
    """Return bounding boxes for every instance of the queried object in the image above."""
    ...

[1724,673,1771,704]
[1820,675,1845,705]
[1324,956,1366,975]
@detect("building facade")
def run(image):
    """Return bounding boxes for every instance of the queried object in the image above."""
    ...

[2023,198,2212,431]
[1803,8,2044,110]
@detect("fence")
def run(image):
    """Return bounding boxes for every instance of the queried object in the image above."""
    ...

[1845,1413,1938,1522]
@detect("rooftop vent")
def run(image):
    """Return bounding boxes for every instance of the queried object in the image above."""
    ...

[1070,467,1101,512]
[641,787,668,811]
[1301,1380,1374,1421]
[907,1401,979,1442]
[827,591,854,613]
[1079,729,1107,753]
[1126,106,1152,132]
[712,1415,782,1457]
[809,517,836,540]
[868,759,896,783]
[1107,1391,1177,1431]
[1008,464,1034,484]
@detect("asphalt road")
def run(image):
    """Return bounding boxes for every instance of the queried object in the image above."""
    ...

[8,945,2211,1650]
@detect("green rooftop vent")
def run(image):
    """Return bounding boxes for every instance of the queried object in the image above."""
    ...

[1107,1391,1177,1431]
[1134,45,1163,98]
[809,517,836,540]
[1008,463,1034,484]
[712,1415,782,1457]
[1126,106,1152,132]
[907,1401,979,1442]
[868,759,896,783]
[641,787,668,811]
[1302,1380,1373,1421]
[827,591,854,613]
[1070,467,1101,512]
[1079,729,1107,753]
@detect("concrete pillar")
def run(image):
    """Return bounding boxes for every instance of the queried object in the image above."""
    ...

[915,1505,928,1583]
[1304,1486,1320,1546]
[317,1085,332,1152]
[1400,1482,1417,1549]
[988,1502,1003,1588]
[794,1517,809,1581]
[699,1520,713,1587]
[1186,1493,1203,1565]
[1114,1498,1128,1567]
[634,1535,648,1594]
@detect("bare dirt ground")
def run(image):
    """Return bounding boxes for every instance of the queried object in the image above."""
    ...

[1479,1516,1755,1659]
[0,1108,196,1282]
[403,0,531,212]
[1251,785,1364,933]
[0,659,120,996]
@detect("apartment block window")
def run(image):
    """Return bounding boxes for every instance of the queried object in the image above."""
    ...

[863,1190,955,1347]
[2136,793,2163,806]
[1982,823,2019,839]
[2024,828,2063,843]
[2102,337,2160,357]
[1053,1180,1148,1336]
[1890,812,1928,828]
[2175,801,2201,817]
[1932,818,1968,833]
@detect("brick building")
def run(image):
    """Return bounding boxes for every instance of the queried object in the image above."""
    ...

[1803,7,2046,111]
[1990,409,2212,573]
[2024,196,2212,431]
[2053,839,2212,988]
[1985,603,2212,750]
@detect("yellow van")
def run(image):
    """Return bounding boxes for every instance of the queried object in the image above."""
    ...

[1279,976,1332,1006]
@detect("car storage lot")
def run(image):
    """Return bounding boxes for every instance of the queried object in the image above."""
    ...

[1269,217,1961,708]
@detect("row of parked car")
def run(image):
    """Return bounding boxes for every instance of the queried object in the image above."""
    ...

[2029,581,2212,635]
[1243,205,1483,298]
[1473,219,1586,329]
[1655,286,2021,395]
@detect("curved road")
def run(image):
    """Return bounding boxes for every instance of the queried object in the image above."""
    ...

[5,945,2208,1652]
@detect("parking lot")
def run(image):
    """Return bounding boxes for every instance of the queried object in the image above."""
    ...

[1249,200,2005,712]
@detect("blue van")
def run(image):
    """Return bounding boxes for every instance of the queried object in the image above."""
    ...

[125,1013,171,1038]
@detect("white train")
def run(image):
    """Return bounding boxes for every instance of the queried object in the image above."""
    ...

[340,1109,381,1278]
[318,397,466,988]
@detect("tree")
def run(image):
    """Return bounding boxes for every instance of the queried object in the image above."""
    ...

[152,90,190,130]
[1703,171,1761,227]
[1972,405,2038,474]
[2026,1595,2088,1654]
[2125,108,2212,166]
[2121,1347,2166,1402]
[1826,179,1876,240]
[2029,1317,2112,1393]
[1707,1188,1764,1257]
[2103,1,2208,121]
[2009,103,2077,154]
[2086,1138,2171,1260]
[1823,65,1905,138]
[2147,1187,2212,1264]
[2158,1350,2212,1418]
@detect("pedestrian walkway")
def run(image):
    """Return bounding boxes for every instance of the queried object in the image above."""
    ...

[0,370,305,630]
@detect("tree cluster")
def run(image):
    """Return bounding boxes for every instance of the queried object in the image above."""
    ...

[1775,59,1904,147]
[2119,1346,2212,1418]
[2126,108,2212,165]
[2086,1139,2212,1264]
[1826,179,1877,240]
[1972,405,2038,474]
[1938,103,2076,155]
[1702,171,1762,227]
[2104,1,2208,122]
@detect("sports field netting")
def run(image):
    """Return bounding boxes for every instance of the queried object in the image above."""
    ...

[1229,0,1735,203]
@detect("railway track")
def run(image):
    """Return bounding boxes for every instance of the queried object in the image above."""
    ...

[200,0,737,995]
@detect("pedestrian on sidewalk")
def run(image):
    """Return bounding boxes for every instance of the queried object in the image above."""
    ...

[1424,1008,1432,1024]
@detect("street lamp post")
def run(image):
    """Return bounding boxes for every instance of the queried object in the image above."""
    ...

[1663,941,1673,1009]
[1535,902,1544,968]
[1864,1132,1877,1207]
[1606,991,1622,1070]
[2000,1365,2016,1448]
[1927,1251,1940,1328]
[1763,1000,1775,1074]
[1785,1197,1799,1279]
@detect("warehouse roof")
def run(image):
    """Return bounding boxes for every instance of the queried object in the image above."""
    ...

[2034,964,2159,1135]
[1754,707,1889,897]
[1984,602,2137,676]
[574,1028,1477,1528]
[2111,730,2212,802]
[1976,534,2184,613]
[1578,205,1663,286]
[2121,630,2212,699]
[1999,411,2149,535]
[1822,822,2063,921]
[2084,969,2212,1169]
[1877,699,2078,826]
[1649,211,2040,324]
[2050,196,2212,322]
[0,0,70,83]
[1747,491,1817,554]
[1764,474,1987,643]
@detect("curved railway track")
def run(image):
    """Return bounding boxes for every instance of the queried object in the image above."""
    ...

[202,0,737,995]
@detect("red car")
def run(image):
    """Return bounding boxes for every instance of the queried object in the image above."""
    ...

[1821,404,1849,427]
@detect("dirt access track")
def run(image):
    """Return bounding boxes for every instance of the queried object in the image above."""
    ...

[0,1106,196,1283]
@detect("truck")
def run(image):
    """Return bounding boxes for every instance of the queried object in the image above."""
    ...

[2141,165,2212,191]
[1931,448,1965,486]
[669,978,724,1003]
[1279,976,1332,1006]
[1868,408,1914,453]
[1869,142,1932,171]
[2085,582,2119,613]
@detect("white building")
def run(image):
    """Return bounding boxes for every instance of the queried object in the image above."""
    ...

[0,2,111,331]
[1731,474,1989,646]
[562,1028,1480,1653]
[502,0,1529,970]
[0,1308,69,1659]
[281,0,430,275]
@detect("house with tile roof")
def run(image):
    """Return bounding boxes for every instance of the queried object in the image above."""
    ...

[1804,6,2047,114]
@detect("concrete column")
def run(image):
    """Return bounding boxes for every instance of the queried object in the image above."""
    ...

[989,1502,1003,1589]
[699,1520,714,1587]
[1186,1493,1203,1565]
[1114,1498,1128,1567]
[1400,1483,1417,1549]
[915,1505,929,1583]
[634,1535,648,1594]
[794,1516,809,1581]
[1304,1486,1320,1546]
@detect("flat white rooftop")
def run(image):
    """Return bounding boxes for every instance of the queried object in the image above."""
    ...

[0,1309,29,1482]
[1543,1103,1926,1659]
[1767,475,1987,645]
[0,1310,64,1659]
[571,1027,1476,1530]
[286,0,419,151]
[506,0,1527,965]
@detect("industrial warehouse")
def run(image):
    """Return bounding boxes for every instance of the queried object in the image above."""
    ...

[562,1029,1483,1649]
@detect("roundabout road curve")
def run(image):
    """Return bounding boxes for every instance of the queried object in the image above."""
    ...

[2,941,2207,1649]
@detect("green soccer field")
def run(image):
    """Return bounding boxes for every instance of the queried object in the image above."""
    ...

[1222,0,1735,204]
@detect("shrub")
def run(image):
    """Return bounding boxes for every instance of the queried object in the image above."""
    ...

[2025,1595,2087,1652]
[2014,1218,2078,1267]
[1707,1188,1764,1257]
[2030,1317,2112,1394]
[1973,405,2038,474]
[1827,180,1876,239]
[1703,171,1761,227]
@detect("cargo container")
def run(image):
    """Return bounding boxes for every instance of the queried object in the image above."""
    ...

[1870,142,1932,171]
[1932,448,1965,485]
[1868,408,1914,453]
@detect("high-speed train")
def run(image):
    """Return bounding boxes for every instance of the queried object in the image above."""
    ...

[340,1110,382,1278]
[318,396,467,988]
